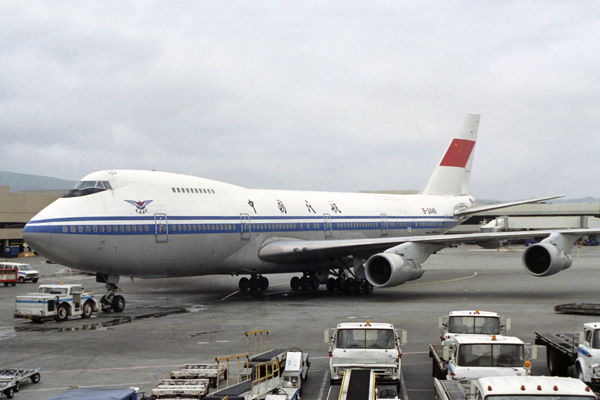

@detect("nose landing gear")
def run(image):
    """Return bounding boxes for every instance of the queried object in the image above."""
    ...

[100,283,126,313]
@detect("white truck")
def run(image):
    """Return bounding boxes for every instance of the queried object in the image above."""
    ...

[430,334,536,381]
[0,262,39,284]
[434,376,597,400]
[535,322,600,389]
[325,321,407,390]
[14,284,100,322]
[439,310,510,345]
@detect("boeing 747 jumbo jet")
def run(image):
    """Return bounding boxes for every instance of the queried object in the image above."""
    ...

[23,113,595,312]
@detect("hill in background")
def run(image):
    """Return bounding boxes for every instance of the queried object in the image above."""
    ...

[0,171,77,193]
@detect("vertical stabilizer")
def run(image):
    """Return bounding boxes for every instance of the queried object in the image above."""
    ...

[422,113,480,196]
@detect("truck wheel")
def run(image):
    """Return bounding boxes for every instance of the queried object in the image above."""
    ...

[112,295,125,313]
[3,282,7,287]
[4,387,14,399]
[32,278,39,283]
[18,277,25,283]
[81,301,93,318]
[31,373,41,383]
[549,350,568,376]
[55,304,69,322]
[11,282,16,286]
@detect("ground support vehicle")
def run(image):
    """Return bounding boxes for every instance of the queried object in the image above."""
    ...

[151,379,209,399]
[47,388,139,399]
[14,284,99,322]
[535,323,600,388]
[0,368,41,392]
[0,269,17,287]
[0,379,16,399]
[171,364,228,388]
[439,310,510,345]
[0,262,39,283]
[325,321,407,390]
[430,335,534,381]
[433,376,596,400]
[264,387,300,400]
[280,351,310,397]
[555,304,600,316]
[205,357,288,400]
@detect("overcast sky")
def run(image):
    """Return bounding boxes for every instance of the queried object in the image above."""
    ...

[1,1,599,200]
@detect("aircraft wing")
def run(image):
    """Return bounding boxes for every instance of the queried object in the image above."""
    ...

[453,195,565,218]
[258,228,600,264]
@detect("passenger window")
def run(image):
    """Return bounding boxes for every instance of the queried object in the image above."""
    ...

[78,226,83,233]
[100,226,105,233]
[63,226,68,233]
[172,188,176,192]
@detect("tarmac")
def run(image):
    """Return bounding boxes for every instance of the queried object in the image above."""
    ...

[1,244,600,400]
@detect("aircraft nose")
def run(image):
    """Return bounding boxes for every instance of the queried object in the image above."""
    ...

[23,215,52,251]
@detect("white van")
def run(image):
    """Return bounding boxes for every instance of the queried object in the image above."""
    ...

[0,262,39,283]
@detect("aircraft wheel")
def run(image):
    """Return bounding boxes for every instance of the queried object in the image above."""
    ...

[300,276,311,291]
[249,277,259,291]
[342,278,354,295]
[363,281,374,295]
[353,280,365,295]
[239,277,250,291]
[290,276,301,290]
[112,295,126,313]
[310,275,320,290]
[326,278,336,293]
[335,277,344,291]
[258,276,269,290]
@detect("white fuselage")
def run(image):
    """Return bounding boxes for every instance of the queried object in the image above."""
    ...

[23,170,472,278]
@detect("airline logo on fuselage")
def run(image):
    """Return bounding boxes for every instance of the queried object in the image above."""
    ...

[124,200,153,214]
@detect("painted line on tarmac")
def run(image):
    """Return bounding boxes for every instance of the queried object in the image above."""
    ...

[45,364,185,374]
[405,272,477,287]
[401,371,409,400]
[27,382,157,393]
[318,369,329,400]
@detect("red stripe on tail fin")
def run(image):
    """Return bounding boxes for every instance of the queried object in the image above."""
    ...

[439,139,475,168]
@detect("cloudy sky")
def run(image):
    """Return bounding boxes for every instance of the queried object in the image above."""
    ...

[1,1,599,200]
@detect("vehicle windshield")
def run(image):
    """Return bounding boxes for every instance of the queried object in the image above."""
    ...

[38,287,68,294]
[592,330,600,349]
[457,344,524,367]
[20,265,33,271]
[63,181,112,198]
[487,396,596,400]
[448,316,501,334]
[336,329,394,349]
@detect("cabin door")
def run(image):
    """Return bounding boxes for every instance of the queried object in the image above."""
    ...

[380,214,389,236]
[323,214,333,238]
[154,213,168,243]
[240,213,251,240]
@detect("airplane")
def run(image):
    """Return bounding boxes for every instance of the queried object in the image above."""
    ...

[22,113,595,312]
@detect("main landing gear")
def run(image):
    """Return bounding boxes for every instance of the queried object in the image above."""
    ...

[238,274,269,292]
[289,271,374,295]
[100,282,126,313]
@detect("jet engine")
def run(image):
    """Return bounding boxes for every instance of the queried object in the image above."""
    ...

[364,253,424,288]
[522,242,573,277]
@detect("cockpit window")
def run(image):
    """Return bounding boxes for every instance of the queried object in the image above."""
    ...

[63,181,112,198]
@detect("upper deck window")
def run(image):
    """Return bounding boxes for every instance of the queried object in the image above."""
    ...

[63,181,112,198]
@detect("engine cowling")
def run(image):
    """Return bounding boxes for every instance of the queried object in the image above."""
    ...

[522,242,573,277]
[364,253,424,288]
